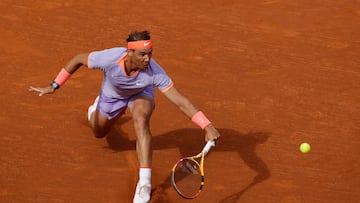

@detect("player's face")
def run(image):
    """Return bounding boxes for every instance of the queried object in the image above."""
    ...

[130,48,153,69]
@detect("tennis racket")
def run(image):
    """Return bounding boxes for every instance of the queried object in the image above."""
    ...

[170,140,215,199]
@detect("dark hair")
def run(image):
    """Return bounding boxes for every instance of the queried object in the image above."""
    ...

[126,30,151,42]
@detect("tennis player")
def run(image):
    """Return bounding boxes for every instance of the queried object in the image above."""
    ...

[29,30,220,203]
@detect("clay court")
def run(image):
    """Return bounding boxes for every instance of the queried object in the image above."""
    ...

[1,0,359,202]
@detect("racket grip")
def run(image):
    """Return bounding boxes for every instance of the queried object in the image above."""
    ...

[203,141,215,155]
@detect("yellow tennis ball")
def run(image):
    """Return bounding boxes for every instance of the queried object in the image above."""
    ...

[300,143,311,153]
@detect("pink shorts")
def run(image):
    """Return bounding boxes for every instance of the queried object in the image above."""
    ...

[97,86,154,120]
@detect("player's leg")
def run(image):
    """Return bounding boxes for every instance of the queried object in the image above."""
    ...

[128,96,154,168]
[88,96,125,138]
[129,96,154,203]
[89,109,120,138]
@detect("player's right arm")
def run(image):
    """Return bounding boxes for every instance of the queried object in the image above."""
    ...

[29,53,90,96]
[163,86,220,142]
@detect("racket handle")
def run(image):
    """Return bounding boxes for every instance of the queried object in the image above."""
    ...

[203,140,215,155]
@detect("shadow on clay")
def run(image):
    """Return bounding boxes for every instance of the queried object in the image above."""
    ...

[103,120,271,203]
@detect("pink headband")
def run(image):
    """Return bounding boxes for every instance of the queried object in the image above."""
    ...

[127,40,152,49]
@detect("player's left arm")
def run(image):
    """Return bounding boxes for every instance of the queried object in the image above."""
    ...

[163,86,220,142]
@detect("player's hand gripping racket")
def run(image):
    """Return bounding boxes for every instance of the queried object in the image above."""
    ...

[170,140,215,199]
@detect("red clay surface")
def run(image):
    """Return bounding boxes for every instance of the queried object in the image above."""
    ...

[1,1,359,202]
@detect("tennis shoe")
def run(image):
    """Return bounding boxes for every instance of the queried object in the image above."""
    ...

[133,182,151,203]
[87,96,99,121]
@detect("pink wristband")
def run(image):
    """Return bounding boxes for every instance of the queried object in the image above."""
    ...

[192,111,211,129]
[54,68,71,86]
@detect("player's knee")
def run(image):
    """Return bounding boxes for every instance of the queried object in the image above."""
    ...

[91,127,108,139]
[93,131,107,139]
[133,114,149,130]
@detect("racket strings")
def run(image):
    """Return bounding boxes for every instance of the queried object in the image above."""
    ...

[183,161,199,174]
[172,159,203,198]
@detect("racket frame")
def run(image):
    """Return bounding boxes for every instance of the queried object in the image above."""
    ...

[170,141,215,199]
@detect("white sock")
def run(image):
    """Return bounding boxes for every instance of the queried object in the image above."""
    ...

[87,104,96,121]
[139,167,151,185]
[87,96,99,121]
